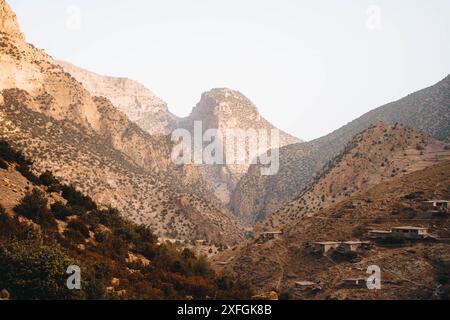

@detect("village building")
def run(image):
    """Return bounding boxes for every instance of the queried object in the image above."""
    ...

[313,241,341,254]
[391,226,428,239]
[338,241,371,252]
[257,231,284,243]
[341,278,367,289]
[367,230,392,239]
[423,200,449,213]
[313,240,372,254]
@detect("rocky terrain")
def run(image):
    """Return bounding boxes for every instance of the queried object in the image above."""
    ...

[214,156,450,299]
[231,75,450,224]
[0,140,251,300]
[266,122,450,230]
[0,0,242,244]
[57,63,302,208]
[1,0,449,301]
[57,60,179,135]
[179,88,301,205]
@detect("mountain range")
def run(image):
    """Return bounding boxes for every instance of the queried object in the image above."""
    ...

[0,0,241,245]
[230,75,450,224]
[1,0,449,300]
[59,63,301,205]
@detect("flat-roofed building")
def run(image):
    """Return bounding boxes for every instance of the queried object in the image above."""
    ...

[341,278,367,288]
[338,241,371,252]
[256,231,284,243]
[367,230,392,239]
[423,200,449,213]
[391,226,428,239]
[313,241,341,254]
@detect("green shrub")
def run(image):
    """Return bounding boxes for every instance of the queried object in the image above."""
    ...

[61,185,97,211]
[14,188,56,229]
[378,234,406,245]
[0,240,82,300]
[94,230,108,243]
[63,229,86,244]
[67,220,90,239]
[0,211,18,240]
[0,140,28,165]
[14,188,48,219]
[0,140,40,184]
[0,213,41,242]
[39,170,59,187]
[16,164,40,185]
[193,256,211,276]
[102,235,128,262]
[83,262,113,300]
[137,242,157,260]
[93,207,123,229]
[81,211,101,227]
[51,201,74,220]
[216,275,233,291]
[0,158,7,169]
[331,249,359,262]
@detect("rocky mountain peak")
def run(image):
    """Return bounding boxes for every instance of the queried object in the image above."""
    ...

[191,88,259,121]
[178,88,301,206]
[0,0,24,41]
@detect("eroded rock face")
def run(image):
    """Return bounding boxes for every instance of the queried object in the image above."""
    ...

[53,62,303,207]
[0,0,243,244]
[179,88,302,205]
[0,0,24,42]
[57,60,179,135]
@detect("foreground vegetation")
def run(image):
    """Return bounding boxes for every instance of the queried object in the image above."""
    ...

[0,140,251,300]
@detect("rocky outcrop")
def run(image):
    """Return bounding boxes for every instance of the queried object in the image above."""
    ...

[0,0,242,244]
[53,62,303,208]
[57,60,179,135]
[0,0,24,42]
[179,88,301,205]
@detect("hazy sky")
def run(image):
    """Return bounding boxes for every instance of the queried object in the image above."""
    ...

[8,0,450,141]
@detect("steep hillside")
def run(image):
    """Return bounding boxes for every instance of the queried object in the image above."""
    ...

[0,141,251,300]
[179,88,301,205]
[0,0,242,244]
[215,160,450,299]
[56,64,302,208]
[231,75,450,224]
[266,122,450,229]
[57,60,179,135]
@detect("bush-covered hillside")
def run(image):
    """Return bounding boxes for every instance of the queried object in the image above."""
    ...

[0,140,251,300]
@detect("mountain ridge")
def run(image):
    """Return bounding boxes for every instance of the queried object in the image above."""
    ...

[215,123,450,298]
[57,60,179,135]
[0,1,243,244]
[231,74,450,224]
[59,60,303,206]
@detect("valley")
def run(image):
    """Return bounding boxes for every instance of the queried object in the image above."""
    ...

[1,0,449,301]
